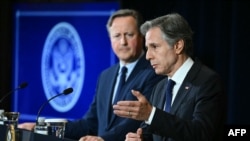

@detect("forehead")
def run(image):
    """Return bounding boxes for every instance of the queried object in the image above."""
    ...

[110,16,137,30]
[145,27,163,43]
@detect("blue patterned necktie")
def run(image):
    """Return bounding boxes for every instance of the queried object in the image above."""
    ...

[113,66,127,104]
[164,79,176,112]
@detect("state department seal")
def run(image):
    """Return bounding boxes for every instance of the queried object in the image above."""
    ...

[41,22,85,112]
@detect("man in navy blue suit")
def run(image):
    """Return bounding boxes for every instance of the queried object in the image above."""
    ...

[64,9,165,141]
[18,9,164,141]
[113,13,226,141]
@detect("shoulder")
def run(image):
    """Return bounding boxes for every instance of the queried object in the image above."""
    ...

[100,64,119,74]
[96,64,119,82]
[188,58,222,86]
[193,59,220,78]
[154,77,168,89]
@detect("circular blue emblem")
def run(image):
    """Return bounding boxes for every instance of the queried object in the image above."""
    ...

[41,22,85,112]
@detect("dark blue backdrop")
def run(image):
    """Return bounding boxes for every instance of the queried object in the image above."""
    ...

[12,2,119,123]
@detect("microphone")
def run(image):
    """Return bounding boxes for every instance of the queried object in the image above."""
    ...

[36,87,73,123]
[0,82,28,103]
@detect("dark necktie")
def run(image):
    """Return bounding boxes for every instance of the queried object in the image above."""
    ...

[164,79,176,112]
[113,66,127,104]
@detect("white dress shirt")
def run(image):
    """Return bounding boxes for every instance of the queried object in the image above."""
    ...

[146,57,194,124]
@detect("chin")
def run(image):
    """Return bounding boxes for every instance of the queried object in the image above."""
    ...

[154,69,161,75]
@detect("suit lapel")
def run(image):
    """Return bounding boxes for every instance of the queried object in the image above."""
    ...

[126,55,147,83]
[108,55,148,127]
[106,65,119,128]
[150,78,168,110]
[113,55,148,104]
[170,60,202,114]
[170,82,192,114]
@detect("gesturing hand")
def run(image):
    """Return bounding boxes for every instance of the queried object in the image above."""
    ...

[125,128,143,141]
[113,90,152,121]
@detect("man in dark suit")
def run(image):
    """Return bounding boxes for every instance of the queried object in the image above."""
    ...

[113,13,226,141]
[61,9,165,141]
[18,9,164,141]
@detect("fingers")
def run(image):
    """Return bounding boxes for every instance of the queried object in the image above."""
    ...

[115,89,147,107]
[125,130,142,141]
[113,103,149,121]
[113,108,133,118]
[18,122,36,131]
[128,111,132,117]
[131,90,145,101]
[136,128,143,135]
[79,136,104,141]
[113,90,152,120]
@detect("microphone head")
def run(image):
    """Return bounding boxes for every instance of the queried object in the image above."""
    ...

[18,82,28,89]
[63,88,73,95]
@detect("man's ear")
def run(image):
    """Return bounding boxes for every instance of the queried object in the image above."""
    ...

[174,39,184,54]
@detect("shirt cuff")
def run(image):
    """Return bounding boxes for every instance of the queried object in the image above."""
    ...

[145,106,156,125]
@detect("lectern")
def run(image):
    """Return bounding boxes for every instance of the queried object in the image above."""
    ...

[0,125,76,141]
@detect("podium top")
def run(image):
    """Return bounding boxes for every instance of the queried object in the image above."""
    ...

[0,125,77,141]
[45,118,68,123]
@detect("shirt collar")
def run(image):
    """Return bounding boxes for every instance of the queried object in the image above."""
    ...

[119,51,144,75]
[170,57,194,85]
